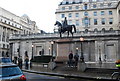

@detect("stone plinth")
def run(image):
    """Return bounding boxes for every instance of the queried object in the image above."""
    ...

[55,38,74,62]
[77,61,87,72]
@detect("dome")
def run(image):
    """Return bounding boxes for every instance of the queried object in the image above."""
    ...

[22,14,30,19]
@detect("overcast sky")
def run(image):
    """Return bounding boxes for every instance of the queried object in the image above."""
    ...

[0,0,62,33]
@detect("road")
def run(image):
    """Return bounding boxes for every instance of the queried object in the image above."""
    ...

[24,72,94,81]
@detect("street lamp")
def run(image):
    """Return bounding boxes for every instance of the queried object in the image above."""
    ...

[80,37,84,62]
[51,41,54,61]
[31,44,34,60]
[76,47,78,54]
[49,47,51,55]
[30,44,34,68]
[99,46,102,65]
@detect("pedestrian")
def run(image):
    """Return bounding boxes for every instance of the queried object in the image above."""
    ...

[25,51,29,69]
[25,56,29,69]
[74,53,79,67]
[18,56,23,69]
[14,57,17,64]
[68,51,73,67]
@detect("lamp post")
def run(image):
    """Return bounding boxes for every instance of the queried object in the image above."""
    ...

[51,41,54,62]
[77,37,86,72]
[99,46,102,66]
[48,41,56,70]
[76,47,78,54]
[30,44,34,68]
[31,44,34,60]
[80,37,84,62]
[49,47,51,55]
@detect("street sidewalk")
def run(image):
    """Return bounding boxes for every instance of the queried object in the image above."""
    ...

[22,62,118,81]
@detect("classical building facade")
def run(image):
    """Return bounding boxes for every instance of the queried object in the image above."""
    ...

[54,0,119,32]
[9,31,120,64]
[0,7,40,57]
[9,0,120,65]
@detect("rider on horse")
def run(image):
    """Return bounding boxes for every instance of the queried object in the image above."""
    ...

[62,17,68,28]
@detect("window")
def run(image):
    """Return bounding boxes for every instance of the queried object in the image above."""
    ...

[1,66,22,77]
[76,6,79,9]
[68,20,72,25]
[68,13,72,18]
[100,3,104,7]
[83,17,89,27]
[76,20,79,26]
[94,12,97,16]
[12,23,14,26]
[69,6,72,10]
[92,0,97,2]
[3,44,5,48]
[94,19,97,25]
[101,18,105,25]
[108,3,112,7]
[0,19,2,21]
[93,4,97,8]
[109,18,113,24]
[84,4,88,10]
[8,22,10,25]
[61,14,65,18]
[101,11,105,15]
[75,13,79,17]
[62,7,65,10]
[83,0,89,2]
[84,12,88,16]
[4,20,7,23]
[99,0,104,1]
[109,11,112,15]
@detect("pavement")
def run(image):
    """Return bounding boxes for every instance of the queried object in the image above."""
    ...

[22,62,119,81]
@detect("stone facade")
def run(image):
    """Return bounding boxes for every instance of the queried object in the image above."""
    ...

[0,7,40,57]
[9,31,120,63]
[8,0,120,64]
[54,0,120,32]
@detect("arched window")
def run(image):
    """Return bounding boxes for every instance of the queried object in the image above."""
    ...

[85,29,89,33]
[83,17,89,27]
[101,28,105,33]
[109,28,113,31]
[94,28,98,32]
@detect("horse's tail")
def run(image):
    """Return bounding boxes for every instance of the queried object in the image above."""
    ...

[72,25,76,33]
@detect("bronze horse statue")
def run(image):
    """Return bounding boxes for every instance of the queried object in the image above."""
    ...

[54,21,76,37]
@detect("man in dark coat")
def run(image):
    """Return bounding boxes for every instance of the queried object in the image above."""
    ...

[68,51,73,67]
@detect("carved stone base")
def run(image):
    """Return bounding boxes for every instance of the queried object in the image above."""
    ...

[48,61,56,70]
[77,61,87,72]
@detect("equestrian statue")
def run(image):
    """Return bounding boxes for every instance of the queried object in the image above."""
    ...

[54,17,76,37]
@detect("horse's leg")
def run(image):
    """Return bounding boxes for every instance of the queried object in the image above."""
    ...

[60,32,62,38]
[70,30,73,37]
[67,31,69,37]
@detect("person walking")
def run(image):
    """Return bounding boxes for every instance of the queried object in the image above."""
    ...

[25,52,29,69]
[18,56,23,69]
[74,53,79,67]
[68,51,73,67]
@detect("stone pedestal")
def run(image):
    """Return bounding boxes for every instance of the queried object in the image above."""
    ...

[48,61,56,70]
[77,61,87,72]
[55,38,73,62]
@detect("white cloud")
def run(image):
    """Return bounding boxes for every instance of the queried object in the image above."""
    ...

[0,0,62,32]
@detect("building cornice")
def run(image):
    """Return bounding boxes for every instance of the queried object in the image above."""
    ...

[55,7,116,14]
[0,22,22,31]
